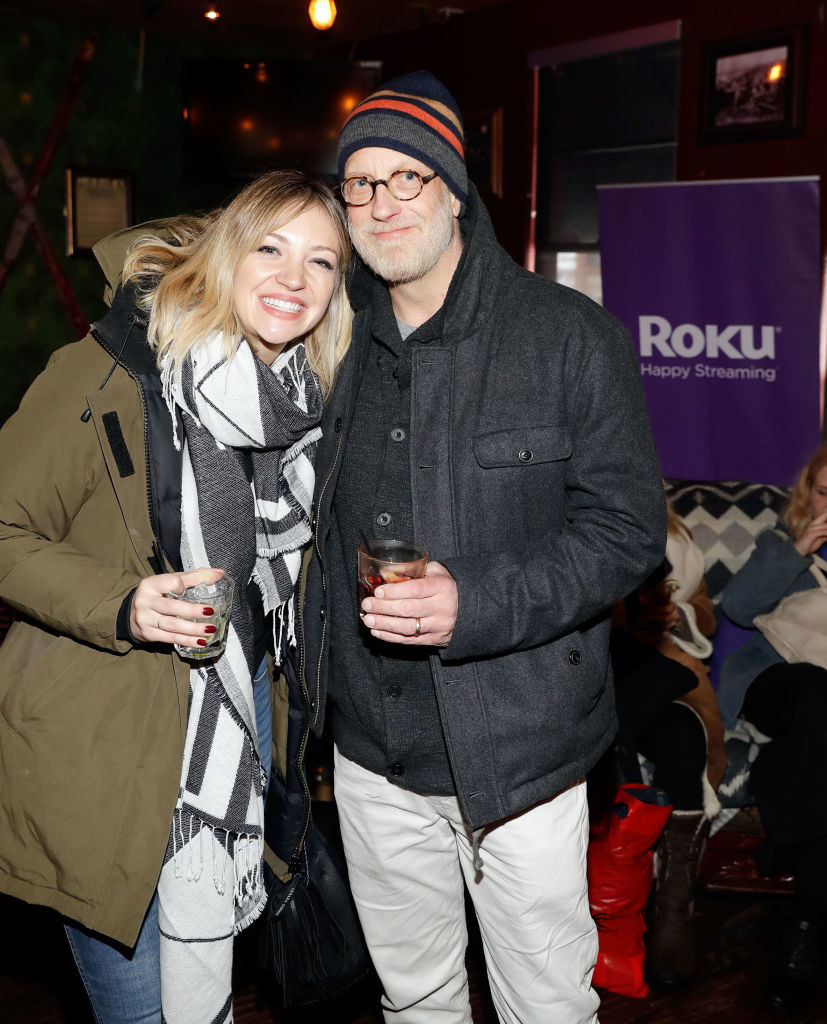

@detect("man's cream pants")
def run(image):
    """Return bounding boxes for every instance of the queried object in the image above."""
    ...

[334,749,600,1024]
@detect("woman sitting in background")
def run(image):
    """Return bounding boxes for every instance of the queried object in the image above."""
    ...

[609,501,725,990]
[718,442,827,1014]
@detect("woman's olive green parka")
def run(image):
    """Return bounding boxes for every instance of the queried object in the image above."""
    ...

[0,312,189,947]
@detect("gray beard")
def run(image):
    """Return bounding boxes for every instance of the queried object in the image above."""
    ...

[351,192,456,285]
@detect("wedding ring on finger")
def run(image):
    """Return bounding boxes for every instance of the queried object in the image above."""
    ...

[414,617,422,637]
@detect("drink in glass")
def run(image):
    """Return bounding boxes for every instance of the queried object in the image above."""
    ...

[167,576,235,660]
[357,539,428,608]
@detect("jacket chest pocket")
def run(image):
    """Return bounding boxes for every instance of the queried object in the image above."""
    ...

[472,425,572,468]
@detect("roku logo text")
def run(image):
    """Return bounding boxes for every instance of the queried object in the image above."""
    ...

[638,316,776,359]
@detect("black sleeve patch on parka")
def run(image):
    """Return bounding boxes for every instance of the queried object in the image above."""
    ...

[102,411,135,478]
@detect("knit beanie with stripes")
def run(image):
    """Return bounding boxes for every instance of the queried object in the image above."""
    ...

[337,70,468,205]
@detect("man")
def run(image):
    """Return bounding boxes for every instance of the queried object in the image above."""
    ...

[299,71,666,1023]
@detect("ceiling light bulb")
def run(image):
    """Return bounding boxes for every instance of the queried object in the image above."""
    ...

[204,7,220,19]
[308,0,336,30]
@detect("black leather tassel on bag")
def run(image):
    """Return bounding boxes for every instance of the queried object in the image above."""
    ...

[261,818,371,1006]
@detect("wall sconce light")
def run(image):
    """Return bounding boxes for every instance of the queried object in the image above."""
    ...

[308,0,336,30]
[204,7,220,20]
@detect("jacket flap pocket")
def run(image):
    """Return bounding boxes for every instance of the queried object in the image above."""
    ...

[472,426,572,468]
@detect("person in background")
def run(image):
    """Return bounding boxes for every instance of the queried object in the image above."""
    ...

[297,70,666,1023]
[718,441,827,1013]
[609,500,725,990]
[0,170,351,1024]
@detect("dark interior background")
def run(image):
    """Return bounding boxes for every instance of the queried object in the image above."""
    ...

[1,0,823,425]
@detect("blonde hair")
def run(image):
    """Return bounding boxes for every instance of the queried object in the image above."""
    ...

[122,170,351,396]
[784,442,827,539]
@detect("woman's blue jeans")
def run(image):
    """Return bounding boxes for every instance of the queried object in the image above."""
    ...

[65,656,272,1024]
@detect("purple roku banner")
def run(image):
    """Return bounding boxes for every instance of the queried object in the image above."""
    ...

[597,178,822,485]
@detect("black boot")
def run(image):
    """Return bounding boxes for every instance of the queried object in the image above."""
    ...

[645,810,710,991]
[765,918,825,1013]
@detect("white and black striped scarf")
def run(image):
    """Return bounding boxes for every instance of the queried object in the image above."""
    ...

[156,335,321,1024]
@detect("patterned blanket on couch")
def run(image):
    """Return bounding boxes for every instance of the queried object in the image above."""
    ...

[664,478,789,601]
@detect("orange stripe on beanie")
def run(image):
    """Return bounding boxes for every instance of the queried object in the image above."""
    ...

[338,71,468,204]
[348,99,464,157]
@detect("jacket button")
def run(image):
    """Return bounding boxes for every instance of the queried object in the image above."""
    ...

[389,762,404,777]
[376,511,392,527]
[569,649,582,665]
[386,685,402,698]
[390,427,406,442]
[319,606,325,620]
[518,448,534,463]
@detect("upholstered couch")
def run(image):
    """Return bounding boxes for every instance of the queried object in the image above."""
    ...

[664,478,794,893]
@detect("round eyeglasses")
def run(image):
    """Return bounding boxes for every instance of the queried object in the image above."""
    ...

[340,170,439,207]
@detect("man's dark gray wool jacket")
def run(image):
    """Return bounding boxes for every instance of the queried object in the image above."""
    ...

[297,182,667,831]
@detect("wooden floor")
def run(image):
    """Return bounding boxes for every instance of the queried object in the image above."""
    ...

[3,884,826,1024]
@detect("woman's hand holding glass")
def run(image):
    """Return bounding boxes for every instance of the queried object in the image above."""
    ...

[129,567,225,647]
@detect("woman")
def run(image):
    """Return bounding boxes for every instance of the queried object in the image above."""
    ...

[0,170,351,1024]
[718,442,827,1013]
[609,501,724,990]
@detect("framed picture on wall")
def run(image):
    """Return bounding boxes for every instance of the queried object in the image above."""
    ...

[66,168,134,257]
[699,26,808,143]
[463,107,503,198]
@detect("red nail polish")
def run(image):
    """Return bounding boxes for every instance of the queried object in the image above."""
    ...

[204,625,217,634]
[202,606,214,616]
[197,638,207,646]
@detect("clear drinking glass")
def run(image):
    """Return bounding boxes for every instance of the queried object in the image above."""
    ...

[166,576,235,661]
[357,538,428,609]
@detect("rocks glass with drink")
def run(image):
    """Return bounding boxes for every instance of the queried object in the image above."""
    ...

[358,539,428,613]
[167,576,235,661]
